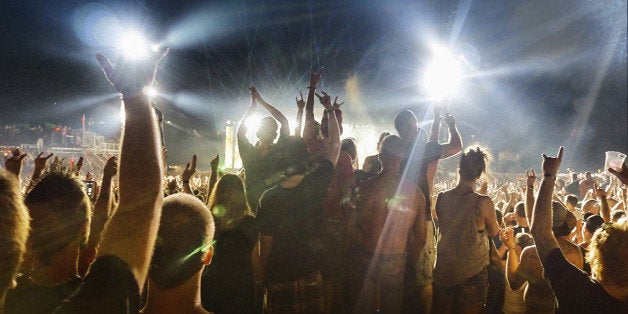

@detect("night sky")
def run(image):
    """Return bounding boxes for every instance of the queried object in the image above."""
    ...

[1,0,626,170]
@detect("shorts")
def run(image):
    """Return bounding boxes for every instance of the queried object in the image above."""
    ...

[264,272,325,314]
[415,221,436,286]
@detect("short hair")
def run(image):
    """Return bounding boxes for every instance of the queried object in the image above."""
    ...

[611,210,626,223]
[394,110,417,134]
[0,171,30,294]
[586,219,627,290]
[271,136,311,176]
[515,232,534,248]
[380,135,405,160]
[150,193,215,290]
[564,194,579,208]
[25,171,90,264]
[459,146,491,181]
[515,202,526,218]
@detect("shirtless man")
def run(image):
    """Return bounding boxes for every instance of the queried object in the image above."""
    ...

[351,135,426,313]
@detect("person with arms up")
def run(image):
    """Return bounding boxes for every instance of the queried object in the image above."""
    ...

[256,91,341,313]
[54,46,168,313]
[530,147,627,313]
[237,86,290,211]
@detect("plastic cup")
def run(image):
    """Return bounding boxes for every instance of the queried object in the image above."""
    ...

[605,151,626,172]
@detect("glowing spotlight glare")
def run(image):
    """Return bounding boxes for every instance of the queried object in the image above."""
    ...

[118,31,150,59]
[422,47,463,100]
[246,114,263,132]
[144,86,158,97]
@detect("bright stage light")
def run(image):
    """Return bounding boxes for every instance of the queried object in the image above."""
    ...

[144,86,158,97]
[246,114,263,132]
[118,31,151,59]
[422,47,463,100]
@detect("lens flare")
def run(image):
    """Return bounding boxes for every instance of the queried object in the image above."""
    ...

[422,47,463,100]
[119,31,150,59]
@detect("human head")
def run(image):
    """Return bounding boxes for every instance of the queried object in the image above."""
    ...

[564,194,579,211]
[458,146,491,181]
[571,172,578,182]
[515,232,534,249]
[394,110,419,140]
[611,210,626,223]
[586,219,628,299]
[341,138,357,162]
[256,116,278,143]
[208,174,252,232]
[582,199,599,215]
[25,171,91,264]
[271,136,311,177]
[583,214,605,242]
[150,193,215,290]
[513,202,528,226]
[378,135,406,166]
[552,201,576,237]
[0,171,30,300]
[584,171,592,179]
[304,120,321,140]
[376,132,391,153]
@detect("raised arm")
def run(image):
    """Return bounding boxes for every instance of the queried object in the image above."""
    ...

[294,92,305,137]
[94,48,167,290]
[303,68,322,137]
[252,88,290,139]
[594,183,611,223]
[181,154,196,195]
[237,87,257,141]
[79,156,118,276]
[439,114,462,159]
[4,149,27,179]
[208,154,219,199]
[530,146,563,263]
[429,106,442,143]
[525,169,536,225]
[25,152,54,194]
[500,227,526,290]
[316,91,341,166]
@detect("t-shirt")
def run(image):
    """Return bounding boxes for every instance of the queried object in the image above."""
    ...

[564,181,579,196]
[54,255,140,314]
[543,248,626,313]
[5,275,82,314]
[202,215,258,313]
[238,137,281,211]
[257,160,334,283]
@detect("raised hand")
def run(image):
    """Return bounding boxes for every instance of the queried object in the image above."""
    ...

[594,183,607,198]
[499,227,516,250]
[249,86,258,109]
[296,92,305,109]
[315,91,333,110]
[34,152,54,173]
[210,154,219,170]
[181,154,197,182]
[73,156,84,177]
[309,67,323,88]
[542,146,564,179]
[608,162,628,185]
[526,169,536,187]
[332,96,344,109]
[96,47,168,95]
[4,150,27,177]
[103,156,119,178]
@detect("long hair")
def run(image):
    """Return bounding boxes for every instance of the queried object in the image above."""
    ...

[207,174,253,234]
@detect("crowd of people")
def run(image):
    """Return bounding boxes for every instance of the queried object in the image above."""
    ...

[0,46,626,314]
